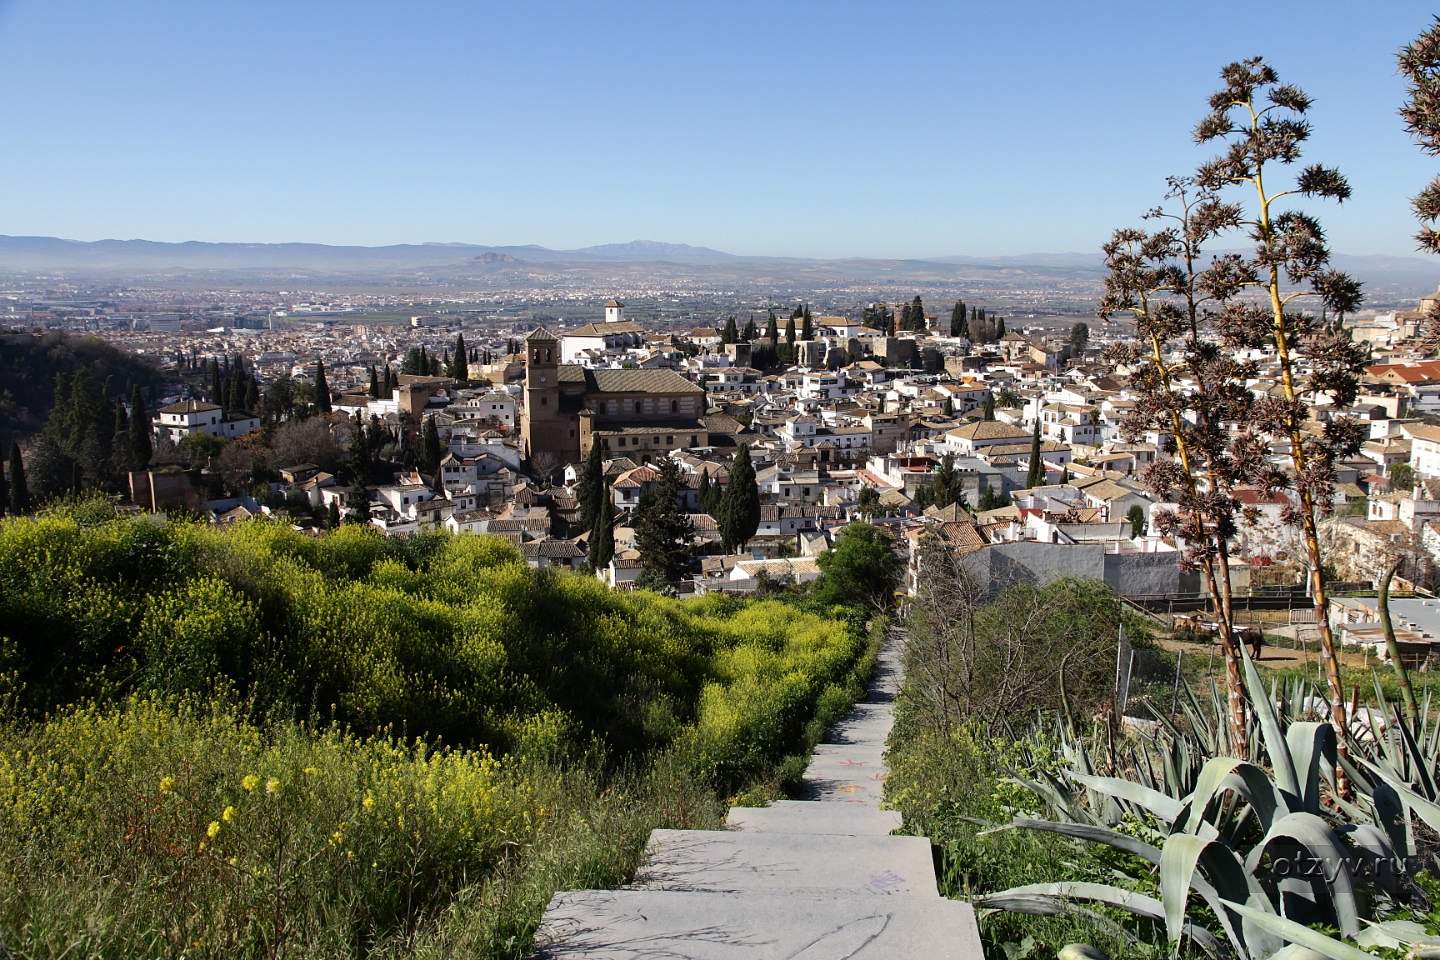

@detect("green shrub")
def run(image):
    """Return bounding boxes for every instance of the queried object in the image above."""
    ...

[0,512,874,958]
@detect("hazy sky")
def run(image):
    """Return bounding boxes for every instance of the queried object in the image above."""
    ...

[3,0,1438,258]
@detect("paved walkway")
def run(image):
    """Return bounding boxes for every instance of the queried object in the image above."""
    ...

[531,631,984,959]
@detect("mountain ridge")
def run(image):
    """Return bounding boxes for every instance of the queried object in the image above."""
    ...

[1,235,1436,298]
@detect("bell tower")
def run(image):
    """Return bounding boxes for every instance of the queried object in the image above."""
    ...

[521,326,564,462]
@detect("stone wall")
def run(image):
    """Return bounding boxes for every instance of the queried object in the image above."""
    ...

[960,541,1198,597]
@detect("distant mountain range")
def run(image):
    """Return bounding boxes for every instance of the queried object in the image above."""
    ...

[3,235,1437,300]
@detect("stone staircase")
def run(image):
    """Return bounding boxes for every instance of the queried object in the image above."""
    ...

[530,634,985,959]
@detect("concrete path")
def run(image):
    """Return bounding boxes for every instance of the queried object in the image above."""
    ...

[531,630,984,959]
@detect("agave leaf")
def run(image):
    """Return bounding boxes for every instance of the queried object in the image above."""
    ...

[1267,947,1327,960]
[1240,644,1300,802]
[1370,779,1412,858]
[1359,760,1440,846]
[1355,918,1440,948]
[981,818,1161,865]
[1159,831,1276,959]
[1004,773,1085,823]
[1068,771,1183,824]
[971,896,1142,952]
[1284,722,1334,814]
[1180,756,1287,834]
[1219,899,1374,960]
[1394,708,1438,799]
[977,882,1225,958]
[1242,812,1360,937]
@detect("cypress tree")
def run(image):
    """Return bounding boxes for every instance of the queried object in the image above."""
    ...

[742,315,758,341]
[996,317,1006,338]
[130,385,152,468]
[801,309,814,341]
[421,416,443,474]
[718,443,760,552]
[314,361,332,413]
[0,456,7,517]
[765,313,779,342]
[697,471,711,511]
[722,316,739,344]
[785,316,797,346]
[451,333,469,381]
[909,296,925,331]
[111,401,131,474]
[1025,419,1044,489]
[589,482,615,572]
[368,365,380,398]
[982,392,995,421]
[9,443,29,515]
[967,310,986,344]
[576,441,605,531]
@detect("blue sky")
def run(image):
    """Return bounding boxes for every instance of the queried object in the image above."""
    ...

[2,0,1438,258]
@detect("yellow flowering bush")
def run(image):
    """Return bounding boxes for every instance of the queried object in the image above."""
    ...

[0,512,871,958]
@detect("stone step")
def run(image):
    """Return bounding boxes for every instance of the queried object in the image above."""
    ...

[532,888,983,959]
[725,800,901,835]
[633,828,936,897]
[823,702,894,746]
[812,741,886,761]
[800,752,890,805]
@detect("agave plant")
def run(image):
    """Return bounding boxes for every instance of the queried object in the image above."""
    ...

[977,648,1437,960]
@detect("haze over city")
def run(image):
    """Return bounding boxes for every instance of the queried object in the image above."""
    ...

[4,0,1440,258]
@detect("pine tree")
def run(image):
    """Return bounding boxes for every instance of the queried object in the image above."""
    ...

[9,443,29,515]
[130,385,152,468]
[451,333,469,381]
[1025,419,1044,488]
[1069,322,1090,357]
[718,443,760,552]
[634,459,694,587]
[589,482,615,572]
[313,361,332,413]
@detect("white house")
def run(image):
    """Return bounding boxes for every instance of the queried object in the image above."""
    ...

[153,400,261,444]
